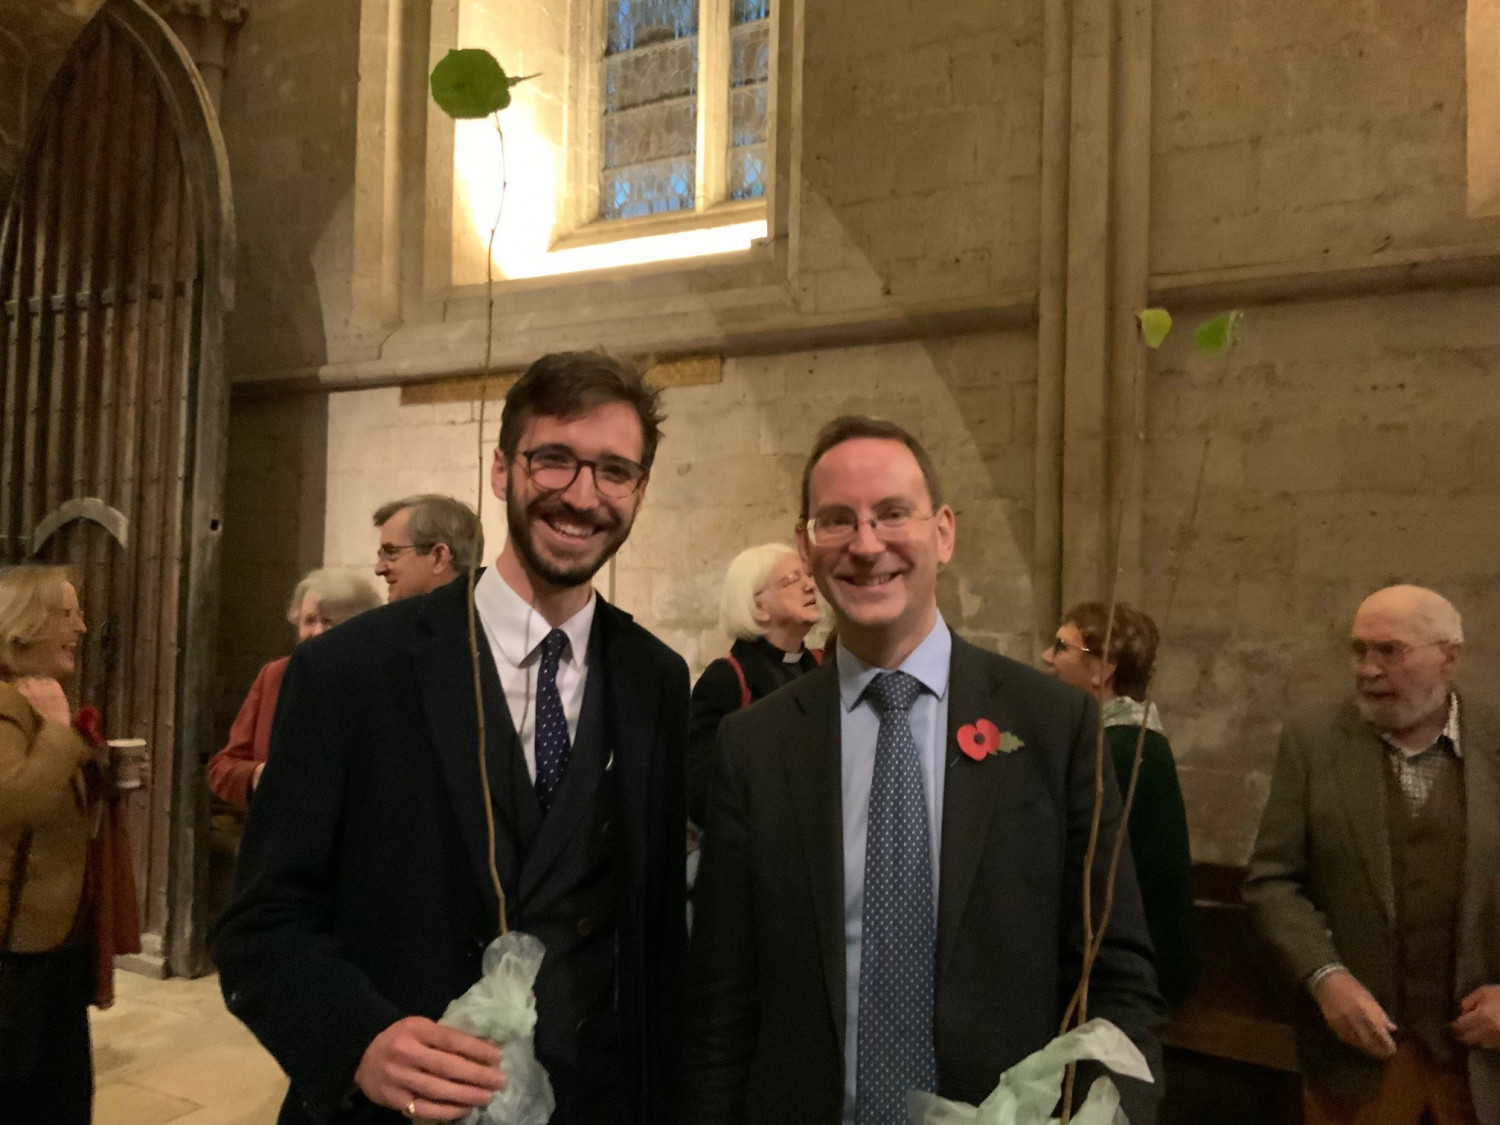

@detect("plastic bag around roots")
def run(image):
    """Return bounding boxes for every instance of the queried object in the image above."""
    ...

[435,931,556,1125]
[906,1018,1152,1125]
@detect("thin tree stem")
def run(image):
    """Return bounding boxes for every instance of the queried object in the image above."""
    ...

[469,112,510,938]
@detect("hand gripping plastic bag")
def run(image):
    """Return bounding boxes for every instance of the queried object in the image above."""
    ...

[907,1018,1153,1125]
[436,931,556,1125]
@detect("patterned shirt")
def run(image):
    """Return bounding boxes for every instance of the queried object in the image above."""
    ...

[1379,693,1461,816]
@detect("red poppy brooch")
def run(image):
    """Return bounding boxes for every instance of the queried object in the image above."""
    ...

[957,718,1025,761]
[73,705,107,750]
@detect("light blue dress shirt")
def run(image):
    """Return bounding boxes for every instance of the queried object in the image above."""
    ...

[838,616,951,1124]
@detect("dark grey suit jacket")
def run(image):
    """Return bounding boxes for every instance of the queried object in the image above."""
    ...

[1243,692,1500,1118]
[685,633,1164,1123]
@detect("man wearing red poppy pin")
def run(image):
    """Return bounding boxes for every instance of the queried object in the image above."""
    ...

[686,415,1165,1125]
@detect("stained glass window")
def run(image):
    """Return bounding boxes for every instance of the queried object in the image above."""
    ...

[601,0,699,219]
[726,0,769,201]
[598,0,771,221]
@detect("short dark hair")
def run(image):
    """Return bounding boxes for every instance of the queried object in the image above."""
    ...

[799,415,945,519]
[498,352,665,472]
[1064,601,1160,700]
[371,494,483,570]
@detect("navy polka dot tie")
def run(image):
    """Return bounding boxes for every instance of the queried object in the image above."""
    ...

[533,628,572,814]
[855,671,938,1124]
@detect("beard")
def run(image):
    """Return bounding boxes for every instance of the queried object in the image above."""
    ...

[1355,679,1449,734]
[506,479,632,589]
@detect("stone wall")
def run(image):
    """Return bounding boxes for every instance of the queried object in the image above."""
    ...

[1143,285,1500,862]
[216,392,330,739]
[1152,0,1500,273]
[217,0,362,377]
[319,331,1039,671]
[214,0,1500,867]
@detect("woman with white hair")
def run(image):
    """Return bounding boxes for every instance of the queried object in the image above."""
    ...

[206,568,381,809]
[687,544,821,827]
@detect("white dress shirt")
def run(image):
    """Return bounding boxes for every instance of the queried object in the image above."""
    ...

[473,566,595,779]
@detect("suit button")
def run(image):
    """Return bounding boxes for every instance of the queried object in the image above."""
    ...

[577,917,593,936]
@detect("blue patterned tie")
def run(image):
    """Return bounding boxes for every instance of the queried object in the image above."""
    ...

[533,628,572,813]
[856,671,938,1125]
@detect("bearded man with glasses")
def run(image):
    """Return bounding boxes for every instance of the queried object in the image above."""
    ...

[215,353,690,1125]
[686,415,1163,1125]
[1246,584,1500,1125]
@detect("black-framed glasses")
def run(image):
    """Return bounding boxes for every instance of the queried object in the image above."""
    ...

[376,542,426,563]
[520,445,646,499]
[801,508,936,547]
[1047,636,1095,657]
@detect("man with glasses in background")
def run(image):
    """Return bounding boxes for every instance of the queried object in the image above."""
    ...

[372,494,483,601]
[1245,584,1500,1125]
[216,353,690,1125]
[686,415,1163,1125]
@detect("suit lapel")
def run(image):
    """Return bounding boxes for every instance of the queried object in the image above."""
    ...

[412,581,524,925]
[936,638,1015,981]
[1333,704,1395,924]
[781,663,847,1041]
[1458,693,1500,993]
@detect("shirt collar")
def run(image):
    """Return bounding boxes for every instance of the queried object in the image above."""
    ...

[1378,691,1462,759]
[474,566,595,668]
[837,615,952,713]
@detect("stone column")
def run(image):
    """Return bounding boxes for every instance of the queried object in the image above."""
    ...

[146,0,246,111]
[1036,0,1153,618]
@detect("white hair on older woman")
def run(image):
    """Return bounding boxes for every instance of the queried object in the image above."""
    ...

[719,543,799,642]
[285,567,384,626]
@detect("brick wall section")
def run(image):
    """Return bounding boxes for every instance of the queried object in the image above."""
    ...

[1143,286,1500,863]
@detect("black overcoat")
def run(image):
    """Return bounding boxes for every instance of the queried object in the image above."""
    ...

[213,574,689,1125]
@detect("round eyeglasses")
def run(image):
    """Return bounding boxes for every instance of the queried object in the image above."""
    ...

[521,445,646,500]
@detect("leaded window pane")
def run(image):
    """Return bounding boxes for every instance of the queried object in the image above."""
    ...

[729,85,767,147]
[604,38,698,113]
[730,0,770,24]
[726,2,769,199]
[602,0,698,218]
[603,98,697,168]
[601,157,698,219]
[727,144,766,201]
[606,0,698,55]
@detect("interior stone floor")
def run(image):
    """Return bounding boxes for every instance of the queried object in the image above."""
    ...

[91,970,286,1125]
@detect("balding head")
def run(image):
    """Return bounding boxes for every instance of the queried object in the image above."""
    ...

[1354,585,1464,646]
[1351,585,1462,739]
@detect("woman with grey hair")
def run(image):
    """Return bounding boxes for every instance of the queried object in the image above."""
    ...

[686,544,822,827]
[206,568,381,809]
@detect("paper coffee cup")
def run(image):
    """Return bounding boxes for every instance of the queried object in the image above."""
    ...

[107,737,148,790]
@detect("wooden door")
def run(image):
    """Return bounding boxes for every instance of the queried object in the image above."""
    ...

[0,0,234,976]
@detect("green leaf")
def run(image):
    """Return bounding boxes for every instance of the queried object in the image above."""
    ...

[1194,310,1243,355]
[430,49,514,119]
[1136,307,1173,349]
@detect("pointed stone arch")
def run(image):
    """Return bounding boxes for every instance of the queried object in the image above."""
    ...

[0,0,234,976]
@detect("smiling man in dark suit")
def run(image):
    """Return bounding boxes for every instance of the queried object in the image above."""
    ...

[686,415,1164,1125]
[213,353,689,1125]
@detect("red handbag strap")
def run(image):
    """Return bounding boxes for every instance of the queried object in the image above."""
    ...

[724,652,752,709]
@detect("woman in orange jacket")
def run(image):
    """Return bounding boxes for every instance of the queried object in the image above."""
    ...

[0,564,140,1121]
